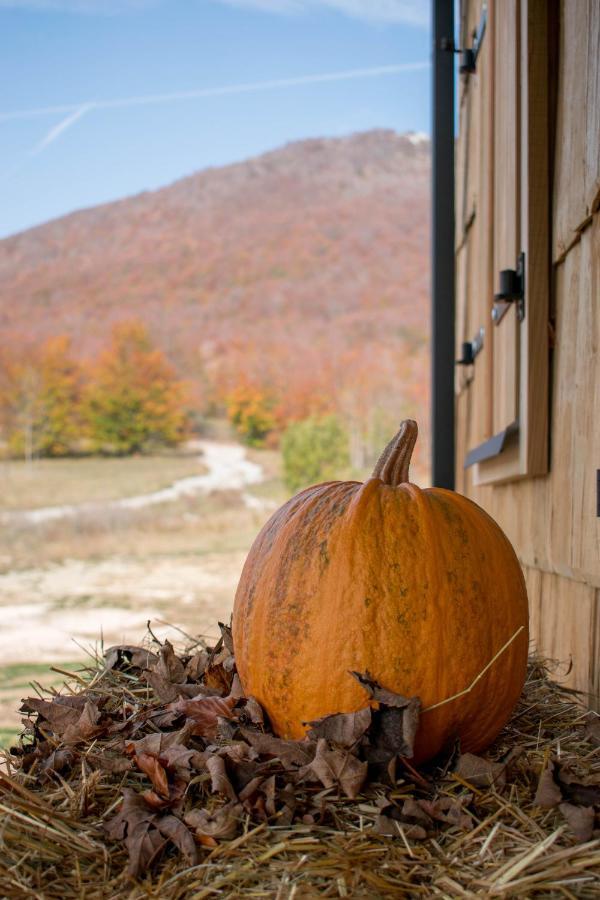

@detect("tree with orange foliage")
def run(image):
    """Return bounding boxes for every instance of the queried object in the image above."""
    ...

[85,320,189,454]
[38,335,85,456]
[226,381,278,447]
[0,335,83,459]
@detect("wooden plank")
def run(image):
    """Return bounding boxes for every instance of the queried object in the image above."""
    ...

[563,216,600,583]
[525,565,543,654]
[470,0,494,447]
[474,219,600,588]
[455,388,471,496]
[454,242,470,397]
[524,566,600,707]
[553,0,600,261]
[472,0,549,481]
[492,0,520,433]
[456,0,494,486]
[456,0,485,250]
[518,0,549,477]
[463,0,483,237]
[473,441,520,486]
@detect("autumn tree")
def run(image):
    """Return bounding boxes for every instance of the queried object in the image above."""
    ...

[226,382,278,447]
[85,320,189,454]
[0,335,83,459]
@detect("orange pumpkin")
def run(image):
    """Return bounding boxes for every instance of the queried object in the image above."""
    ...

[232,420,528,763]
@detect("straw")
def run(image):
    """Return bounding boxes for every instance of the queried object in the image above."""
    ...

[0,643,598,898]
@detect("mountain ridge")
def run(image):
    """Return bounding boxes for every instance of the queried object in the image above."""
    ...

[0,129,430,451]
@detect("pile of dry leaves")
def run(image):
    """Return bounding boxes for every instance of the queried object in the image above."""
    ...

[1,625,599,898]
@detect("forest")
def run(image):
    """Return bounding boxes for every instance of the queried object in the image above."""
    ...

[0,130,431,484]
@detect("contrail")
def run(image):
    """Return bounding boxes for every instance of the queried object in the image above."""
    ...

[29,104,93,155]
[0,62,429,123]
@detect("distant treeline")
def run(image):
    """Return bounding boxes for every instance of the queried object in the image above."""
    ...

[0,320,188,459]
[0,316,429,488]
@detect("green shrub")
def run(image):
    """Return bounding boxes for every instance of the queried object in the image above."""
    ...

[281,415,350,492]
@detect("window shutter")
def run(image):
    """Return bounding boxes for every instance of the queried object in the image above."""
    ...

[492,0,520,435]
[459,0,549,485]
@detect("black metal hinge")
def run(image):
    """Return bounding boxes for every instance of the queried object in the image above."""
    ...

[492,252,526,325]
[456,326,485,366]
[441,4,488,75]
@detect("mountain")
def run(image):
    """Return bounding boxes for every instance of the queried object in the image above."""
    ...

[0,130,430,460]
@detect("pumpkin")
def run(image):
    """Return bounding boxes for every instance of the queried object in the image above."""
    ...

[232,420,528,763]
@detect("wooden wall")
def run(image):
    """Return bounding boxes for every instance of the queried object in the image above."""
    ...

[455,0,600,705]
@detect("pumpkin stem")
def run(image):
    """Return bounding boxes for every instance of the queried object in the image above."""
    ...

[372,419,418,486]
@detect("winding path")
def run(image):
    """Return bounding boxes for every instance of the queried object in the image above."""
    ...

[1,441,267,525]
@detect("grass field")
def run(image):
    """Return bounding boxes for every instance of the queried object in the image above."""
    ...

[0,438,287,742]
[0,451,208,510]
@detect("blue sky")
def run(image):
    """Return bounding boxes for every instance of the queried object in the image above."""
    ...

[0,0,431,238]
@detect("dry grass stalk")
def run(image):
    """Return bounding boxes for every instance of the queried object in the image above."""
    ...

[0,645,598,898]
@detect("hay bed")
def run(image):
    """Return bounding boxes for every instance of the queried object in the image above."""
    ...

[0,631,599,899]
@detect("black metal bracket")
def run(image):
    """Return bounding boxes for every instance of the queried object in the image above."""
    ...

[441,5,487,75]
[456,326,484,365]
[492,252,526,325]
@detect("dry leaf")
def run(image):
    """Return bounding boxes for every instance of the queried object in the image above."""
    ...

[350,671,420,759]
[127,728,202,776]
[61,700,105,745]
[168,695,236,739]
[204,662,233,694]
[152,640,187,685]
[240,729,316,769]
[218,622,235,654]
[370,704,421,761]
[239,774,279,820]
[153,813,197,864]
[374,815,427,840]
[350,671,419,709]
[20,695,89,733]
[229,674,245,699]
[105,789,196,877]
[184,801,242,842]
[583,713,600,747]
[125,730,202,810]
[454,752,507,788]
[217,717,239,741]
[87,753,133,774]
[534,760,563,809]
[400,797,434,827]
[184,649,210,682]
[144,670,181,703]
[206,754,237,800]
[19,695,105,745]
[237,696,265,727]
[306,707,371,747]
[39,748,75,775]
[555,765,600,807]
[134,751,170,799]
[104,645,159,671]
[418,796,473,830]
[559,802,595,842]
[310,738,367,799]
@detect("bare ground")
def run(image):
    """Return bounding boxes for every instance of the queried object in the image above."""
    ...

[0,440,285,735]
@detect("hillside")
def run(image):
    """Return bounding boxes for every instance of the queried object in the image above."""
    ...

[0,130,430,463]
